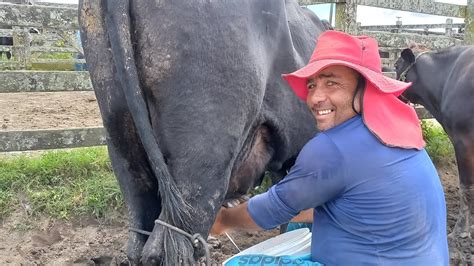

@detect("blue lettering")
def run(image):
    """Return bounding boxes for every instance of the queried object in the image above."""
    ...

[280,258,292,265]
[262,256,275,264]
[237,255,250,265]
[249,255,262,264]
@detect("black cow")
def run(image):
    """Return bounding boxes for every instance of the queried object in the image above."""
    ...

[0,36,12,60]
[79,0,328,264]
[395,46,474,260]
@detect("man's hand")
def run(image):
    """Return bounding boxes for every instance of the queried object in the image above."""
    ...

[210,207,228,235]
[209,202,262,236]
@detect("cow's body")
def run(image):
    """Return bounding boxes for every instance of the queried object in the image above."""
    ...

[396,46,474,262]
[79,0,327,264]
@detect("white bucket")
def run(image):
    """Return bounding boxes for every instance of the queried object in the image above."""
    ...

[223,228,312,265]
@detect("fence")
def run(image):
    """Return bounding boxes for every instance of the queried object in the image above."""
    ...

[0,3,84,70]
[303,0,473,67]
[0,2,103,153]
[1,1,457,153]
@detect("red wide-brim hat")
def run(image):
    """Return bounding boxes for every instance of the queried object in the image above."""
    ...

[283,31,425,150]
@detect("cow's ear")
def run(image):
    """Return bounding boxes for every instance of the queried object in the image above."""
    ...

[401,48,415,63]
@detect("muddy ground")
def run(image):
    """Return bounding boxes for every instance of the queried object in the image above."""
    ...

[0,92,470,265]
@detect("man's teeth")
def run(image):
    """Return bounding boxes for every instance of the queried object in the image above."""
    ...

[317,109,332,115]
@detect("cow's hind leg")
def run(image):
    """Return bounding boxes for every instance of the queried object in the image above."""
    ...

[448,134,474,263]
[78,0,161,263]
[107,140,161,265]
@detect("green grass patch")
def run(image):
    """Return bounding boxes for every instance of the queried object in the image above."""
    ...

[421,120,454,164]
[0,147,123,220]
[0,191,15,217]
[36,52,75,60]
[29,62,75,71]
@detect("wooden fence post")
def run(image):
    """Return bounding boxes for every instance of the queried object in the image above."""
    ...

[335,0,358,34]
[12,27,31,70]
[445,18,453,37]
[465,0,474,44]
[396,17,402,33]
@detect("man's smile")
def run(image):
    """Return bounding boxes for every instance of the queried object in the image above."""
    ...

[316,109,334,116]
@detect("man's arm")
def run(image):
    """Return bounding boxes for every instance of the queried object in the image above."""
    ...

[290,208,313,223]
[210,202,261,235]
[210,203,313,235]
[210,134,343,235]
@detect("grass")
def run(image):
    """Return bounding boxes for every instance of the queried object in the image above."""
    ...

[29,62,75,71]
[421,120,455,164]
[36,52,74,60]
[0,147,122,220]
[250,172,274,196]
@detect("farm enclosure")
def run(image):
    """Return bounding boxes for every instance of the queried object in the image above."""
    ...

[1,0,473,264]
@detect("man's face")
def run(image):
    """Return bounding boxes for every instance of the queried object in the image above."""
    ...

[306,65,360,131]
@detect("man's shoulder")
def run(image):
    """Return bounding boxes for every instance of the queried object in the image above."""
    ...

[322,116,370,141]
[300,132,344,162]
[310,120,369,148]
[305,132,337,150]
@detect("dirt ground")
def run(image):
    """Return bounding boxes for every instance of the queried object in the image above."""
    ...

[0,92,470,265]
[0,92,102,131]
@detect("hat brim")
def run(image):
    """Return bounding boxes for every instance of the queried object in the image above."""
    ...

[282,59,411,101]
[363,82,425,150]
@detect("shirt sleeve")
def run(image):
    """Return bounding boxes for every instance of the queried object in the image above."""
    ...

[248,133,346,229]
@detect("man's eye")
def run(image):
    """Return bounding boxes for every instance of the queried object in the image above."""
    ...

[307,83,315,90]
[327,81,336,86]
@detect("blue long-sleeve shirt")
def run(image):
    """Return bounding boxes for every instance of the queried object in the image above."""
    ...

[248,115,449,265]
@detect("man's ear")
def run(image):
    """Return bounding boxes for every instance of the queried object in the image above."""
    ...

[354,76,366,115]
[401,48,416,63]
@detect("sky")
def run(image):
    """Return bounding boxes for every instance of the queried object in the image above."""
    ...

[39,0,467,26]
[307,0,466,27]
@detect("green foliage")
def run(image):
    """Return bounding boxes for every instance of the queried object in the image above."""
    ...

[0,191,15,217]
[0,147,123,220]
[250,172,273,196]
[36,52,75,60]
[29,62,75,71]
[421,120,454,163]
[54,39,67,47]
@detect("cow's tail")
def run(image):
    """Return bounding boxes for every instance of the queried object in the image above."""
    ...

[104,0,192,231]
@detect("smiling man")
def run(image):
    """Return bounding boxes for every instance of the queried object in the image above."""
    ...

[305,65,361,131]
[211,31,449,265]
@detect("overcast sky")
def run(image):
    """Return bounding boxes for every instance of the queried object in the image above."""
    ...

[307,0,466,26]
[39,0,467,26]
